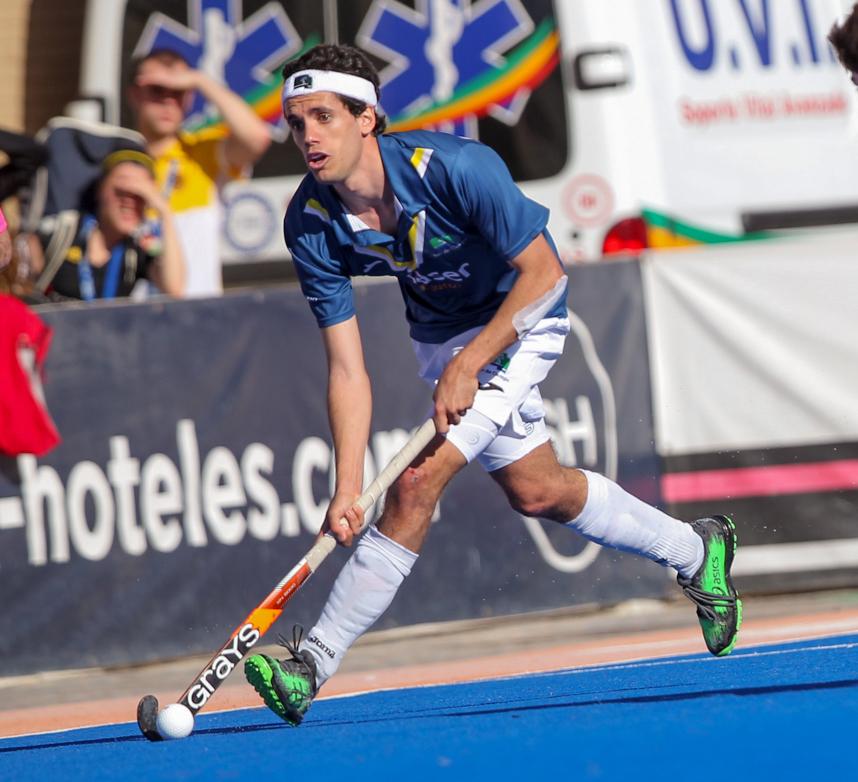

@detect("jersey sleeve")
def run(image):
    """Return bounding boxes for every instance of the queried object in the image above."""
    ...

[285,212,355,329]
[450,141,550,261]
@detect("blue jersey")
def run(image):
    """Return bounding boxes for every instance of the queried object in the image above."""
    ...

[285,130,566,344]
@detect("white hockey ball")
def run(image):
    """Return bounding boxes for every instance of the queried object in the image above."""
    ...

[156,703,195,740]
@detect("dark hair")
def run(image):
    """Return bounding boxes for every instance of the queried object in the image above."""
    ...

[281,44,387,135]
[129,48,192,84]
[102,148,155,176]
[829,3,858,73]
[80,143,151,213]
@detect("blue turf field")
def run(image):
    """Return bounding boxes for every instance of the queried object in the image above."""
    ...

[2,635,857,781]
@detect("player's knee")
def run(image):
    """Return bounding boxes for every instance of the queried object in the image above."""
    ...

[504,468,586,520]
[387,468,440,515]
[506,482,560,519]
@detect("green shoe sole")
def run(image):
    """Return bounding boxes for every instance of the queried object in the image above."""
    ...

[245,654,290,723]
[715,597,743,657]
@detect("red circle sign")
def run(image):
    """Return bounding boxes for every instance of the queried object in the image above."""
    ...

[563,175,614,227]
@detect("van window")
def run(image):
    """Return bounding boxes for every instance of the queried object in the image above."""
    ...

[121,0,567,182]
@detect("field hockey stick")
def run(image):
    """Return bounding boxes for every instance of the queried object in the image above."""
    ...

[137,418,437,741]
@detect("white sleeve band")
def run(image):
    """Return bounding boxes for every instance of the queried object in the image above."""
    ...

[511,276,569,338]
[282,69,378,110]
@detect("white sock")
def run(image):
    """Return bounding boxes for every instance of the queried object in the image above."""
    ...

[300,525,417,687]
[568,470,703,578]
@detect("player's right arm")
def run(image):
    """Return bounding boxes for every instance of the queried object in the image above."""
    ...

[286,196,368,546]
[321,316,372,546]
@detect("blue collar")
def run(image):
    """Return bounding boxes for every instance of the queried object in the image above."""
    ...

[311,134,431,249]
[377,134,430,217]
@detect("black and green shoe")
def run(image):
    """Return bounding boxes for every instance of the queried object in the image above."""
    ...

[244,627,318,726]
[678,515,743,657]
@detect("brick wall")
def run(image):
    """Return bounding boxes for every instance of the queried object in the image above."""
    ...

[0,0,31,132]
[0,0,86,134]
[24,0,86,133]
[0,0,86,231]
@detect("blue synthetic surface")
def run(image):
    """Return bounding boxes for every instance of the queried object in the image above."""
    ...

[2,635,857,781]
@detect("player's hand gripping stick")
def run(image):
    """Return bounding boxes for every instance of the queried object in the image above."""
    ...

[136,419,436,741]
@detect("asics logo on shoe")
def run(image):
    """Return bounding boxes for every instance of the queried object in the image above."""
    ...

[712,555,723,590]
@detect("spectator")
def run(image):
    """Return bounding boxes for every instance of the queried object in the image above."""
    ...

[0,206,10,269]
[127,49,271,296]
[27,149,185,301]
[829,3,858,84]
[0,229,32,301]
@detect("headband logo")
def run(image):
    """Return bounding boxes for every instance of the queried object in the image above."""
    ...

[294,74,313,89]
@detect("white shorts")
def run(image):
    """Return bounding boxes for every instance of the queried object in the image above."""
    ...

[412,316,570,472]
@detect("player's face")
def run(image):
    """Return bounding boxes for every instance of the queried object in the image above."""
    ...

[285,93,373,184]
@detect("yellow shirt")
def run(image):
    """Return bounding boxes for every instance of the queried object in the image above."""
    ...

[153,130,242,296]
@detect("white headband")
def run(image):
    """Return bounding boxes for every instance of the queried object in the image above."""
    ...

[282,69,378,110]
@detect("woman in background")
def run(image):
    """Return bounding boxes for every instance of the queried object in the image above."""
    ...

[28,148,185,301]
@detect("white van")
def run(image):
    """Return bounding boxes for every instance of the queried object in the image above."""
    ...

[71,0,858,272]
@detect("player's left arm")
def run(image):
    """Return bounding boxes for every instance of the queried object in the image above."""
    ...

[192,71,272,168]
[432,233,566,433]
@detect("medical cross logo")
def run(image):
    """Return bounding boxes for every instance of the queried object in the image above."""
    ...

[134,0,302,137]
[358,0,558,139]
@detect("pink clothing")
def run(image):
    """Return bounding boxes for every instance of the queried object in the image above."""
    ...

[0,206,7,233]
[0,294,62,456]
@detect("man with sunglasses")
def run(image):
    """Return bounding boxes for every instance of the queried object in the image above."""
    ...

[128,49,271,297]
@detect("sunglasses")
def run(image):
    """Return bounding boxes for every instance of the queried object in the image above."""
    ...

[139,84,188,104]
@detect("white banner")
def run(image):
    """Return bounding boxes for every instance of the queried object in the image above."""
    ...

[643,228,858,583]
[642,227,858,456]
